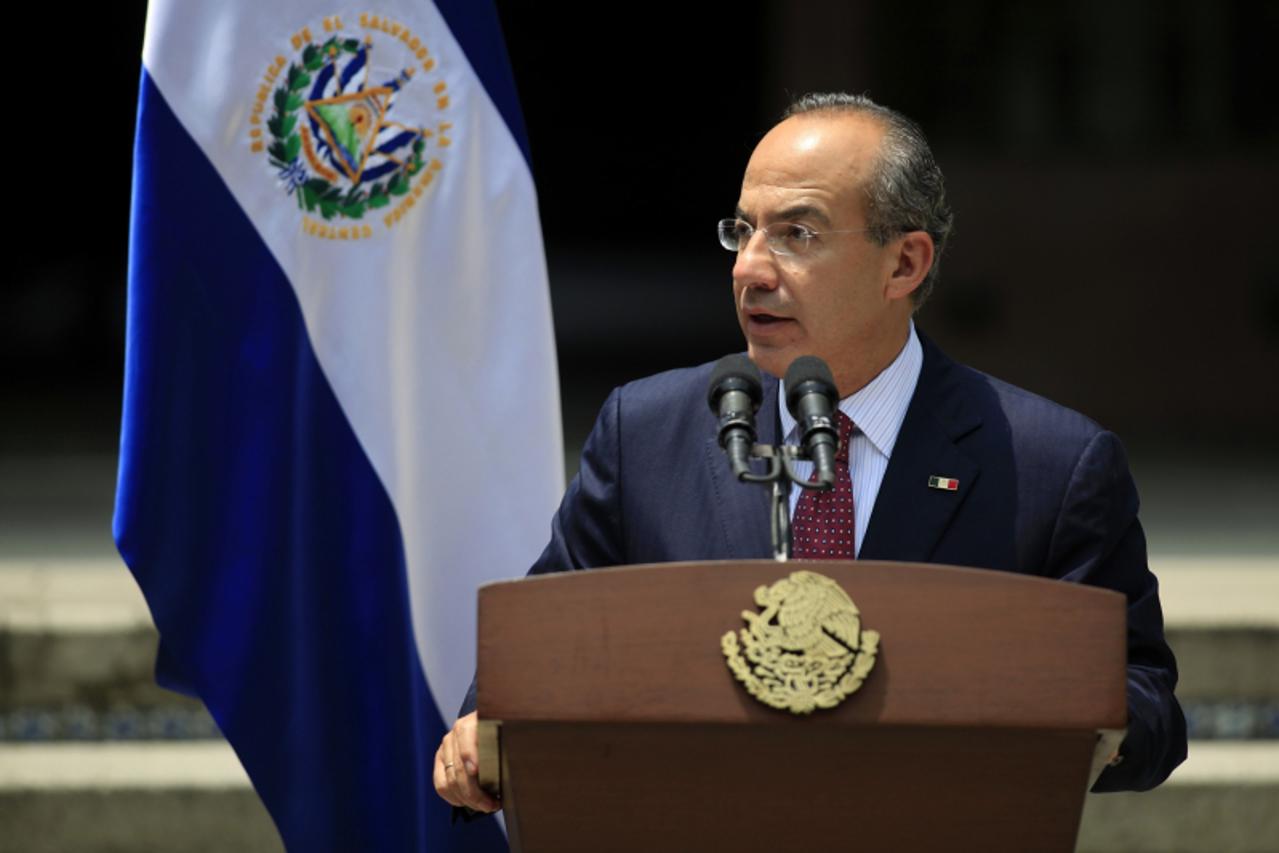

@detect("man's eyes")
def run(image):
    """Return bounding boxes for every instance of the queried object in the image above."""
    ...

[778,223,815,239]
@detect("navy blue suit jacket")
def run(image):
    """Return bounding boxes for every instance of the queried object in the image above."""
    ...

[463,334,1186,792]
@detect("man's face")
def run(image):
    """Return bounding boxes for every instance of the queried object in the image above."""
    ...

[732,113,908,394]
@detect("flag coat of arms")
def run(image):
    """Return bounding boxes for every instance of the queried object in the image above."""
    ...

[115,1,561,849]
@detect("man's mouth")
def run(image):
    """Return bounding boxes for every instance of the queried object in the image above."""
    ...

[743,310,797,339]
[746,310,793,325]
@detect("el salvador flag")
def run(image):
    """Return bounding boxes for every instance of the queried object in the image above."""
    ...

[114,1,561,849]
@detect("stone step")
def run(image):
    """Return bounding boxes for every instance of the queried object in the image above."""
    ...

[1077,741,1279,853]
[3,556,1276,713]
[1156,556,1279,702]
[0,742,281,853]
[0,558,190,713]
[0,740,1273,852]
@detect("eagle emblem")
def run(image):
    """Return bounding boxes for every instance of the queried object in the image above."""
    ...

[721,570,879,714]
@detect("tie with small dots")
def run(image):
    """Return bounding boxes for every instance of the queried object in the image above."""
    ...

[791,411,856,560]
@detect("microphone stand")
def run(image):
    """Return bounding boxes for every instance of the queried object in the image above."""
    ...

[739,444,833,562]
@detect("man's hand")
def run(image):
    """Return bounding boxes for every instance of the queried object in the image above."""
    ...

[433,711,500,813]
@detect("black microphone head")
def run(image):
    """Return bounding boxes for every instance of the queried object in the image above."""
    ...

[784,356,838,415]
[707,354,763,412]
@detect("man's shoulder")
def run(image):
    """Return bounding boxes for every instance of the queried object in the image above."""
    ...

[920,335,1111,452]
[597,359,736,441]
[603,340,1115,456]
[974,364,1103,436]
[613,359,725,406]
[919,338,1137,534]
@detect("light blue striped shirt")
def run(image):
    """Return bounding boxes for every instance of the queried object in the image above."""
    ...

[778,322,923,556]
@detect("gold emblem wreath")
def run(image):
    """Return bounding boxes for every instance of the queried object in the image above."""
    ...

[722,570,879,715]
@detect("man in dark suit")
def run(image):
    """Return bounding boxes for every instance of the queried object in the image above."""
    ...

[434,93,1186,812]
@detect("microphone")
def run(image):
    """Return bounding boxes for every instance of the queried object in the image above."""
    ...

[784,356,840,488]
[707,355,763,479]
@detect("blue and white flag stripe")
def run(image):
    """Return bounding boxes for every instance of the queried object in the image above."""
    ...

[116,2,560,849]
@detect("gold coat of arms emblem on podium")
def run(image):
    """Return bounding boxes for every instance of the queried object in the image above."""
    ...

[722,570,879,714]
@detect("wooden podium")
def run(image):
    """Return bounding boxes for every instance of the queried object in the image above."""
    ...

[475,561,1126,852]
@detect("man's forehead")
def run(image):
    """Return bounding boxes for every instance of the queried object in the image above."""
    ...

[738,112,883,217]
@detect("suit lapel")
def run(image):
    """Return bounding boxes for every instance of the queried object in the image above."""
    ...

[859,337,983,563]
[703,372,779,559]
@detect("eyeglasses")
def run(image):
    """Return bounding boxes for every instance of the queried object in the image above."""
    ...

[717,218,873,257]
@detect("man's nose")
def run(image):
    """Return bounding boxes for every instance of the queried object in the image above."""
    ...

[732,229,779,290]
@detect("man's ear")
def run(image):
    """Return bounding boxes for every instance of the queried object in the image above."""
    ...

[885,231,935,302]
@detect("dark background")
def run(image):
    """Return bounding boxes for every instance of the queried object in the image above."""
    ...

[5,0,1277,463]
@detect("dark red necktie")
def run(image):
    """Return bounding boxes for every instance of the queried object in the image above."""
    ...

[791,411,856,559]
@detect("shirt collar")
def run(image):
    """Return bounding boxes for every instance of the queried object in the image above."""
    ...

[778,321,923,460]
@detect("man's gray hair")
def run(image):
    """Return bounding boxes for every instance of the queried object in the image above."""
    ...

[782,93,953,306]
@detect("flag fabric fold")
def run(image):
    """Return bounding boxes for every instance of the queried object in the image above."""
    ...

[115,2,561,848]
